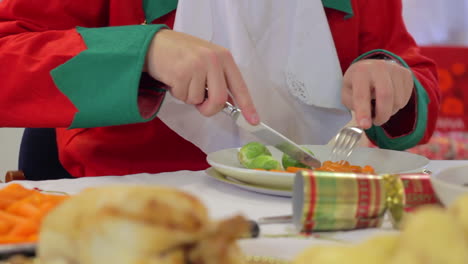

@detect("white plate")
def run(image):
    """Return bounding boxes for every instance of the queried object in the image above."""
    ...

[206,145,429,189]
[0,242,35,258]
[205,168,292,197]
[430,165,468,206]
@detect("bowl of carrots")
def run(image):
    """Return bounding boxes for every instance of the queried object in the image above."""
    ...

[207,143,429,189]
[0,183,68,245]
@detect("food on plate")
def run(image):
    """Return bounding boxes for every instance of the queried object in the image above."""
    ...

[293,194,468,264]
[238,142,375,173]
[286,161,375,174]
[38,185,249,264]
[0,183,68,244]
[247,155,282,170]
[238,142,375,174]
[281,148,314,170]
[314,161,375,174]
[238,142,272,168]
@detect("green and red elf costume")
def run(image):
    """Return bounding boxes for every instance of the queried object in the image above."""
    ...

[0,0,439,177]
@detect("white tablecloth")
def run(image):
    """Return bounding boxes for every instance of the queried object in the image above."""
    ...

[5,160,468,260]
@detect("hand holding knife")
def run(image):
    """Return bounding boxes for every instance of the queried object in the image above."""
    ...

[221,100,321,168]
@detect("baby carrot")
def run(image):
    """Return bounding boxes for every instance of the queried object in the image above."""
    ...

[286,167,312,173]
[269,169,289,173]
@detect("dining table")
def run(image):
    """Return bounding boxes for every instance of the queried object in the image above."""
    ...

[3,159,467,262]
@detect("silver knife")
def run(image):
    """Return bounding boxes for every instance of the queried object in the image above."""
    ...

[223,102,321,168]
[257,215,293,225]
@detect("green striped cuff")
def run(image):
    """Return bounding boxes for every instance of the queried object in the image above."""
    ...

[353,49,430,150]
[51,25,167,129]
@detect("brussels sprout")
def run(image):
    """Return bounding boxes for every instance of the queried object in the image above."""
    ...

[281,148,315,169]
[247,155,282,170]
[238,142,272,168]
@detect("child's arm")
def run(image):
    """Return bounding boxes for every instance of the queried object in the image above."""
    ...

[354,0,440,150]
[0,0,169,128]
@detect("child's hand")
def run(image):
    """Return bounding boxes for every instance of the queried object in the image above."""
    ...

[341,59,414,129]
[145,29,259,125]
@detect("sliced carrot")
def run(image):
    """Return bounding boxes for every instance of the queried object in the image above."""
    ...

[318,166,340,172]
[19,192,46,206]
[0,236,31,244]
[0,210,27,224]
[0,184,69,244]
[0,184,28,193]
[314,161,375,174]
[9,220,39,237]
[0,220,12,235]
[321,161,333,167]
[0,184,34,200]
[286,167,310,173]
[0,197,20,210]
[26,234,38,242]
[6,201,40,218]
[269,169,289,173]
[362,165,375,174]
[349,166,362,173]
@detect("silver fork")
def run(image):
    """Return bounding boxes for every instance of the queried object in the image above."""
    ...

[329,126,364,164]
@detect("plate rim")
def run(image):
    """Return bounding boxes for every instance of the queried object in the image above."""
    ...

[207,148,295,178]
[431,165,468,192]
[0,242,36,258]
[205,168,292,197]
[206,145,429,189]
[207,145,429,173]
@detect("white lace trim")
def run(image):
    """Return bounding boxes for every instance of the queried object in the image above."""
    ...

[285,70,310,104]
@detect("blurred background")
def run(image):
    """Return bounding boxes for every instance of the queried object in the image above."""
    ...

[1,0,467,174]
[396,0,468,159]
[403,0,468,46]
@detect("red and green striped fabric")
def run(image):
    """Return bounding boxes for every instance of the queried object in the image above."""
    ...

[299,171,393,232]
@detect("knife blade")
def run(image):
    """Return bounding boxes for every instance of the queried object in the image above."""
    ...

[222,102,321,168]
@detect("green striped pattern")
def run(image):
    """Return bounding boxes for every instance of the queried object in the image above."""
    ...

[301,171,387,231]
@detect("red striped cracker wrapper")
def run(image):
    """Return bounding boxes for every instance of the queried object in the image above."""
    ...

[400,173,441,211]
[293,171,405,232]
